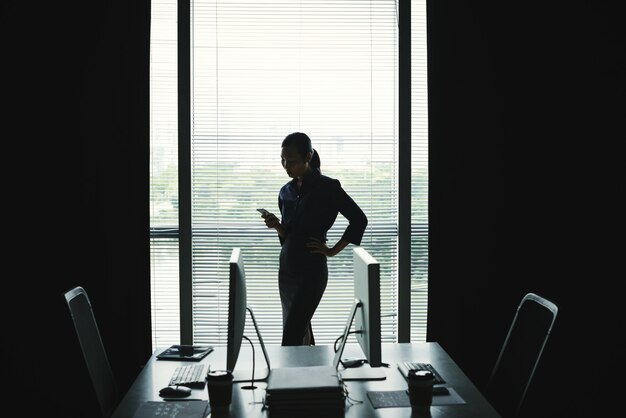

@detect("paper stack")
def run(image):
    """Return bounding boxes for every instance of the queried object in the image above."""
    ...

[265,365,346,418]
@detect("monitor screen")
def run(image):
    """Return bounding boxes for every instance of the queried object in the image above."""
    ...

[225,247,271,385]
[226,247,247,374]
[353,246,382,367]
[332,247,385,380]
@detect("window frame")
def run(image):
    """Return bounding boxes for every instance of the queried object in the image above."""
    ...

[149,0,426,349]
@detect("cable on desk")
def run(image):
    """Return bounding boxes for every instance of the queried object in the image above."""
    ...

[342,381,363,406]
[241,335,257,390]
[333,331,359,353]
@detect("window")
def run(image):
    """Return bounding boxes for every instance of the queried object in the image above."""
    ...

[149,0,428,349]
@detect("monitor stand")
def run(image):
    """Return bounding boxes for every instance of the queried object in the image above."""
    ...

[232,306,271,384]
[332,299,387,381]
[339,364,387,381]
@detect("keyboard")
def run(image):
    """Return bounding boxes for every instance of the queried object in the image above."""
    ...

[397,361,446,385]
[168,363,208,389]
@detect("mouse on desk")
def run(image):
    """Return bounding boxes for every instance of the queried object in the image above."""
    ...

[159,385,192,398]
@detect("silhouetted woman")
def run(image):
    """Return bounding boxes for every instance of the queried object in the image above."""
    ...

[260,132,368,346]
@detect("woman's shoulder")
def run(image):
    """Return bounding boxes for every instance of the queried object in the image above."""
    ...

[316,174,341,188]
[279,179,296,195]
[318,173,339,184]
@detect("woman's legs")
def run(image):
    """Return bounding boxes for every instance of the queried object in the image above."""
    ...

[279,269,327,346]
[281,289,322,345]
[278,239,327,346]
[305,321,315,346]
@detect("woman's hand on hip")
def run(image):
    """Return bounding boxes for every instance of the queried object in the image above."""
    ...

[306,238,335,257]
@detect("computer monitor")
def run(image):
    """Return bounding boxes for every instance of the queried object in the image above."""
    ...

[353,246,382,366]
[226,248,271,386]
[332,246,385,380]
[226,248,247,374]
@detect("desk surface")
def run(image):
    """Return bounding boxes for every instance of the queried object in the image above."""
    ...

[112,342,501,418]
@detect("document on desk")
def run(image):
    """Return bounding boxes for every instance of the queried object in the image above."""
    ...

[367,388,466,408]
[132,400,209,418]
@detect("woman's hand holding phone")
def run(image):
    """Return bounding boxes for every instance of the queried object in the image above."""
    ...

[258,208,283,235]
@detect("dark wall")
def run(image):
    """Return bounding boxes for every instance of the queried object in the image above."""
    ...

[427,1,624,417]
[3,1,151,416]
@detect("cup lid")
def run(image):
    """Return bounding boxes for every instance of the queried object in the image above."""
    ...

[408,370,433,380]
[207,370,233,380]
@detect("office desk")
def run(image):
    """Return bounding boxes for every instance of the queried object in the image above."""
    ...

[112,342,501,418]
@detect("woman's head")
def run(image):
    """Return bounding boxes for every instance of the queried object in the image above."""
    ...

[281,132,321,178]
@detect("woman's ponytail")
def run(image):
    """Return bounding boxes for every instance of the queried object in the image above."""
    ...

[310,148,321,173]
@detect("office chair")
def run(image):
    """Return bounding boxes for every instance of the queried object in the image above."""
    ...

[64,286,118,418]
[485,292,558,417]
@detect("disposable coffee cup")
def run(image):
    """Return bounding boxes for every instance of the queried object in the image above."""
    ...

[206,370,233,409]
[408,369,434,408]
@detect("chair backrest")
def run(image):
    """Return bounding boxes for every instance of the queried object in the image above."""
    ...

[485,292,558,417]
[64,286,118,418]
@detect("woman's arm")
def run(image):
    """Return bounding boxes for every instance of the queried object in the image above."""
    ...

[335,182,368,246]
[307,180,367,257]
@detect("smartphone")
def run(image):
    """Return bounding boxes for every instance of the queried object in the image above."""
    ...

[257,208,270,216]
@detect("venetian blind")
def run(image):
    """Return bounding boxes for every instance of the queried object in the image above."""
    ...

[410,0,428,341]
[150,0,181,347]
[190,0,398,347]
[149,0,429,350]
